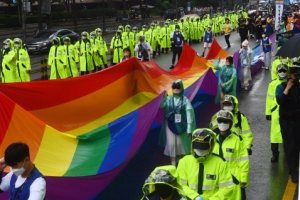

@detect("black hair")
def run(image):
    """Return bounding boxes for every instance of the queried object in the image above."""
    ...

[5,142,30,166]
[226,56,233,65]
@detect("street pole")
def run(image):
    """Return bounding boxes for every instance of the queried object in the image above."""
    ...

[72,0,77,32]
[22,0,27,42]
[102,0,105,31]
[176,0,178,19]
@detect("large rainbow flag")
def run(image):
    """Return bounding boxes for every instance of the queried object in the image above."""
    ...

[0,44,217,199]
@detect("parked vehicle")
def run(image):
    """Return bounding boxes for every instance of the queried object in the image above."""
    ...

[25,29,79,54]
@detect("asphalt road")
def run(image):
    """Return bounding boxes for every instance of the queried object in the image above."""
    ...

[28,31,298,199]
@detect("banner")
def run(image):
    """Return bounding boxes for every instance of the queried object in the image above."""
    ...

[275,1,284,31]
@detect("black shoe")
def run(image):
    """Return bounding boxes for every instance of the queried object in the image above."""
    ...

[228,45,231,48]
[202,53,205,57]
[271,155,278,162]
[291,171,299,183]
[170,65,174,69]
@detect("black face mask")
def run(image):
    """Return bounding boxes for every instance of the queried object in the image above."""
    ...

[155,184,174,199]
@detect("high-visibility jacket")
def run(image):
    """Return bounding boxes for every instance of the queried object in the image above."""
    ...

[75,39,94,72]
[48,45,67,79]
[265,78,287,143]
[160,26,171,48]
[63,44,79,77]
[90,38,102,67]
[110,35,124,64]
[213,131,250,200]
[210,97,253,150]
[96,35,108,65]
[123,31,135,56]
[147,28,158,50]
[177,154,234,200]
[2,48,19,83]
[14,40,31,82]
[271,58,292,80]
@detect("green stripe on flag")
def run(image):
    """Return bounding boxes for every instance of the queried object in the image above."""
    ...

[64,124,111,176]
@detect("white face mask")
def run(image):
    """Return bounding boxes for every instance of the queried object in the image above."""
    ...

[175,29,179,32]
[82,36,86,40]
[194,149,209,157]
[282,59,287,63]
[90,35,95,39]
[14,44,20,48]
[223,106,233,112]
[218,123,230,131]
[3,44,9,49]
[262,34,266,38]
[10,161,26,176]
[278,72,287,78]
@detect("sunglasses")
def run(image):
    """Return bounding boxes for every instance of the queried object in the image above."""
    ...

[278,69,287,73]
[217,119,230,124]
[172,85,181,89]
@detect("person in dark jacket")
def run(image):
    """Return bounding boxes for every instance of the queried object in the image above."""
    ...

[276,63,300,183]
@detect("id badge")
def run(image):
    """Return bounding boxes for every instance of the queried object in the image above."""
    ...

[138,51,142,58]
[175,114,182,123]
[243,59,247,65]
[177,37,180,42]
[207,37,210,42]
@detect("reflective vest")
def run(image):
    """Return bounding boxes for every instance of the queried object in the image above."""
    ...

[204,31,213,43]
[177,154,234,200]
[172,32,184,46]
[261,37,271,53]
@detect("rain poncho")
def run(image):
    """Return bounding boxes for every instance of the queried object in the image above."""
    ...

[214,60,237,104]
[1,39,19,83]
[159,79,196,155]
[48,37,67,79]
[265,73,287,143]
[141,165,189,200]
[14,38,31,82]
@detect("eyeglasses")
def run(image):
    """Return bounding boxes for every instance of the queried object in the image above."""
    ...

[172,85,181,89]
[278,69,287,73]
[217,119,230,124]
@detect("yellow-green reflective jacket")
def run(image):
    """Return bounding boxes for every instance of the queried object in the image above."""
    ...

[177,154,234,200]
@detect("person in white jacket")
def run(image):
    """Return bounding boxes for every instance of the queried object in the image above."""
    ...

[239,40,252,91]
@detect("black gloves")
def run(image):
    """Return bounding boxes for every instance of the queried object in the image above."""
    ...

[266,115,271,120]
[247,148,252,155]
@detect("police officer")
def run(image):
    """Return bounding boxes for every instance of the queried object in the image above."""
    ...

[177,128,234,200]
[266,64,288,162]
[110,29,124,66]
[276,63,300,183]
[13,38,31,82]
[48,37,67,79]
[212,110,249,200]
[1,39,18,83]
[75,31,94,75]
[95,28,109,69]
[210,95,254,155]
[170,25,184,70]
[63,37,79,77]
[141,166,189,200]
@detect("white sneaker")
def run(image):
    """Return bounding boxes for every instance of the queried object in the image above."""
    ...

[244,86,248,91]
[265,66,269,70]
[262,66,265,69]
